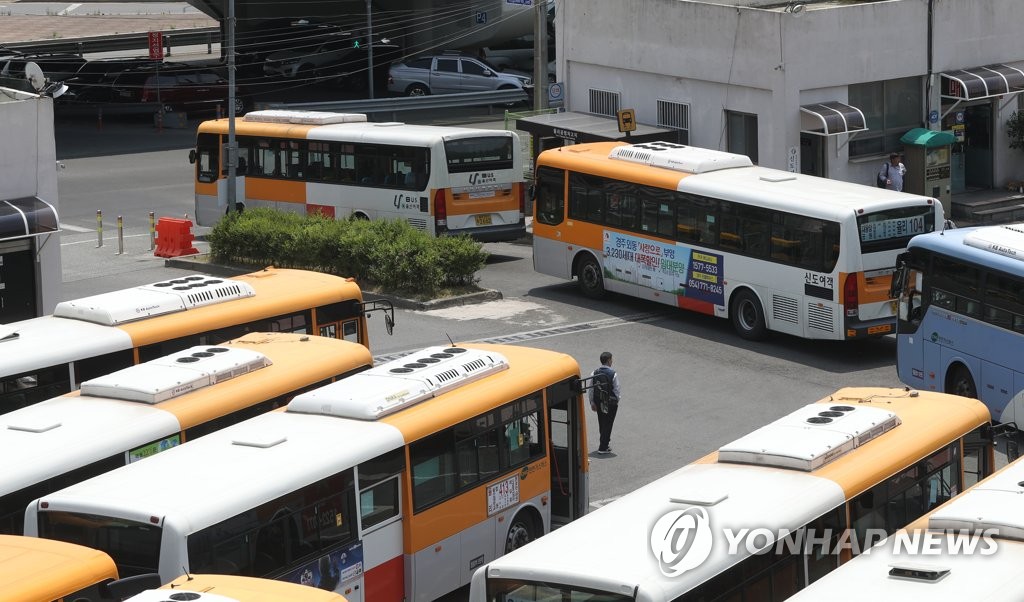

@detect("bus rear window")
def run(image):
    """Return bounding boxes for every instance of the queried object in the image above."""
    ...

[857,205,936,253]
[39,511,162,577]
[444,137,514,173]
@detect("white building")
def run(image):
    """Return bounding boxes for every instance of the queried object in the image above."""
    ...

[553,0,1024,200]
[0,87,62,322]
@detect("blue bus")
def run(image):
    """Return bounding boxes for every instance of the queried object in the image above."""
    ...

[893,223,1024,423]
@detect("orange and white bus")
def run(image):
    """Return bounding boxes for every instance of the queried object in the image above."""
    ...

[27,343,589,602]
[0,267,392,413]
[0,535,117,602]
[120,573,347,602]
[191,110,527,242]
[532,140,945,340]
[0,331,372,535]
[469,387,1004,602]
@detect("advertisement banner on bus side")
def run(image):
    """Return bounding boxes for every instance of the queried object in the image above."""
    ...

[602,231,725,306]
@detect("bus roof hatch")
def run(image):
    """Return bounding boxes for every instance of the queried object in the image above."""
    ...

[53,275,256,326]
[286,346,509,420]
[81,345,271,404]
[717,402,900,471]
[608,141,753,174]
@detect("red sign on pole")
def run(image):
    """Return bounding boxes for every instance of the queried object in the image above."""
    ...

[148,31,164,61]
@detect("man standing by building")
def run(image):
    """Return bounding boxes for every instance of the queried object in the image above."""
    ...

[879,152,907,191]
[590,351,621,455]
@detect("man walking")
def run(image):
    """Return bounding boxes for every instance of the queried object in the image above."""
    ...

[590,351,621,455]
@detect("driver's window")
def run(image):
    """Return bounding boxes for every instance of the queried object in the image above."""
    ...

[461,59,488,77]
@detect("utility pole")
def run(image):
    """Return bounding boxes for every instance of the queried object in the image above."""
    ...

[533,0,549,111]
[367,0,375,99]
[226,0,238,211]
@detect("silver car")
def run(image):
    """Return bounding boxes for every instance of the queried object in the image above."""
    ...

[387,52,531,96]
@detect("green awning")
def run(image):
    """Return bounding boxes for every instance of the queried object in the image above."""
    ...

[900,128,955,148]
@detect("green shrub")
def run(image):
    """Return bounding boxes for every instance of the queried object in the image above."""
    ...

[207,209,489,297]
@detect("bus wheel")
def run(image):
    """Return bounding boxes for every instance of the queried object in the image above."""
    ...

[947,364,978,399]
[577,255,606,299]
[731,289,767,341]
[504,512,537,553]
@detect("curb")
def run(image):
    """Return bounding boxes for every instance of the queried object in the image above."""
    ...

[163,255,502,310]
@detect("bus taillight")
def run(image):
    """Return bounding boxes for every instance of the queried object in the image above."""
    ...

[434,189,448,234]
[844,274,859,317]
[518,183,526,222]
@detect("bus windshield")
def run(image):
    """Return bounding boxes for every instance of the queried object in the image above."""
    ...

[39,511,162,577]
[444,136,515,172]
[856,205,937,253]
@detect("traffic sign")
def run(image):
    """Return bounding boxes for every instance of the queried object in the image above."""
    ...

[148,31,164,61]
[617,108,637,133]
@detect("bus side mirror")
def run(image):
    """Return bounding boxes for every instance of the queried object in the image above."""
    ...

[385,313,394,336]
[188,149,197,164]
[569,377,583,394]
[102,573,163,599]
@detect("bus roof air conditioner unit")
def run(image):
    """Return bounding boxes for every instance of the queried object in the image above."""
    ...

[609,142,753,174]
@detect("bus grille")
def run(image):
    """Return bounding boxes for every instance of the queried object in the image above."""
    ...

[407,218,428,231]
[807,303,834,332]
[771,295,799,324]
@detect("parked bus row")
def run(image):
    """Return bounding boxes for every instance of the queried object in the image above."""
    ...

[0,266,393,414]
[0,331,372,535]
[20,343,590,602]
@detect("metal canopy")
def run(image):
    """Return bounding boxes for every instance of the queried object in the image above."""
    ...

[799,101,868,136]
[0,196,59,241]
[941,63,1024,101]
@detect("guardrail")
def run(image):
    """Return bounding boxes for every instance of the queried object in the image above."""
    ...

[3,27,220,57]
[254,89,530,120]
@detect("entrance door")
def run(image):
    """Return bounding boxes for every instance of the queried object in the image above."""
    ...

[0,240,36,323]
[964,103,993,189]
[799,133,825,177]
[547,378,587,527]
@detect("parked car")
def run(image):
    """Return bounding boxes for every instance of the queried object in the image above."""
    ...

[262,32,361,80]
[236,17,345,66]
[387,51,531,97]
[0,48,86,84]
[480,33,555,74]
[59,63,244,114]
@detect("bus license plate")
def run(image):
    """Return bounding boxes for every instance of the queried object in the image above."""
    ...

[868,324,892,335]
[475,214,493,226]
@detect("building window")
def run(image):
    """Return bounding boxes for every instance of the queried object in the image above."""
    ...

[848,77,923,158]
[589,89,620,117]
[657,100,690,144]
[726,111,758,163]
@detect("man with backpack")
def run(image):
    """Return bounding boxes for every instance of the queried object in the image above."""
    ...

[878,152,907,191]
[590,351,621,455]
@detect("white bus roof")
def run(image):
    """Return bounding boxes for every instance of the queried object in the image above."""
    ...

[1,394,179,494]
[36,409,403,531]
[678,165,938,222]
[0,315,131,378]
[484,461,844,599]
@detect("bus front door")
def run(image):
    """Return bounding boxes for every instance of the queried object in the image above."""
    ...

[546,378,588,528]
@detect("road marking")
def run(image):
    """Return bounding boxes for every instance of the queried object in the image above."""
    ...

[58,3,82,15]
[372,312,664,364]
[59,223,92,233]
